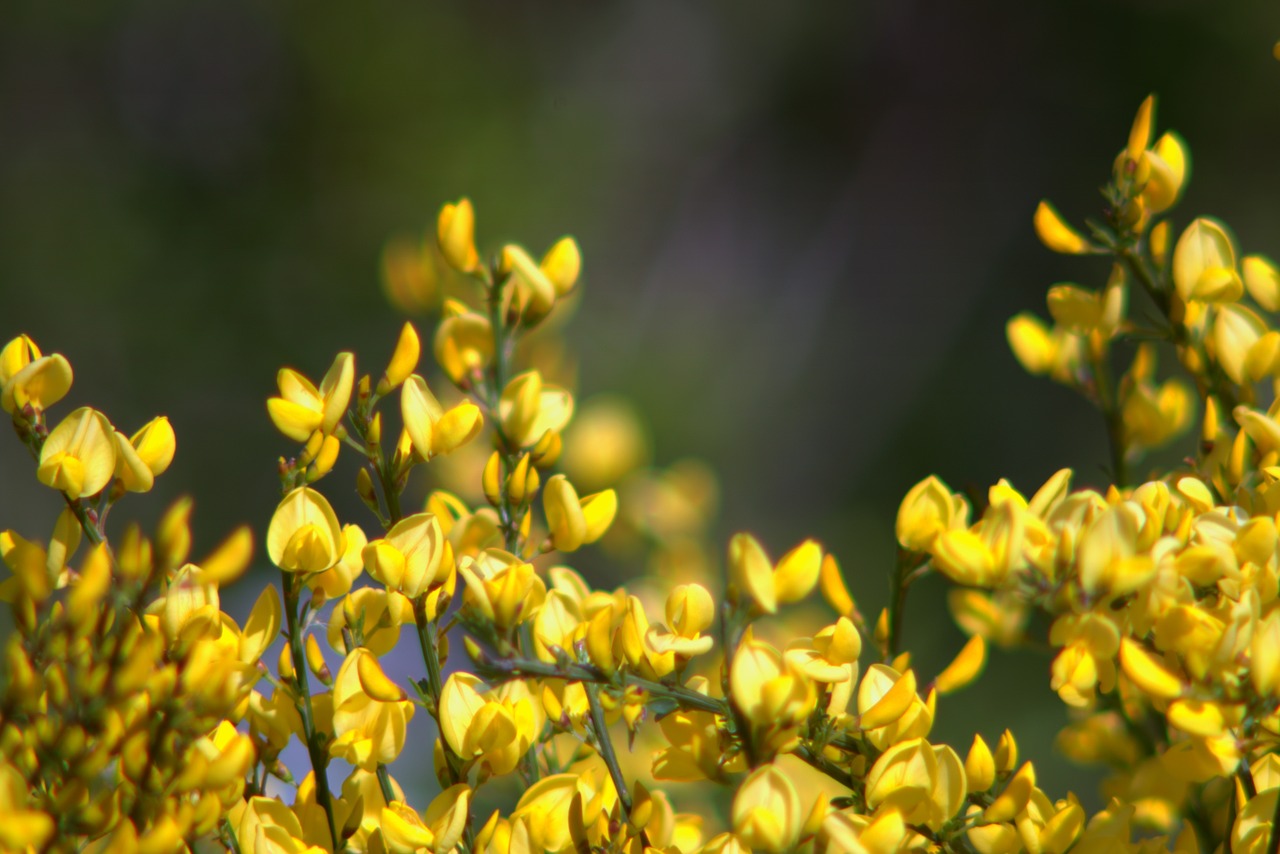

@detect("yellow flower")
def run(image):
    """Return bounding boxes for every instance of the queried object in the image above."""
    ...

[363,512,447,598]
[730,632,816,758]
[896,475,961,552]
[458,549,546,630]
[267,352,354,442]
[267,487,345,574]
[542,474,617,552]
[401,374,484,460]
[330,648,416,770]
[439,673,540,776]
[328,589,412,658]
[379,785,472,854]
[37,407,116,498]
[731,764,803,854]
[435,301,495,385]
[0,334,72,415]
[499,371,573,448]
[727,533,823,614]
[1172,218,1242,303]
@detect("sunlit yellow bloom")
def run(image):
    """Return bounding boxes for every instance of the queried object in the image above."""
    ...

[330,648,415,770]
[363,512,447,598]
[897,475,962,552]
[458,549,546,630]
[328,587,413,655]
[0,334,73,415]
[728,533,823,614]
[543,474,617,552]
[1173,218,1241,303]
[401,373,484,460]
[731,764,802,853]
[267,352,354,442]
[439,673,540,776]
[267,487,345,574]
[499,371,573,448]
[37,406,116,497]
[730,632,816,758]
[306,522,366,598]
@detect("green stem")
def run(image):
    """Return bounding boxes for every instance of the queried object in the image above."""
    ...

[1089,344,1129,489]
[413,599,476,851]
[475,653,728,716]
[887,548,924,659]
[585,683,632,813]
[221,818,243,854]
[376,764,396,804]
[282,573,339,849]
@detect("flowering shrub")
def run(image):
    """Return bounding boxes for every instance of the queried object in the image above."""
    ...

[4,93,1280,854]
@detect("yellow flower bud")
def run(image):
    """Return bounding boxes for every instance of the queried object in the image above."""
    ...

[437,198,479,273]
[1034,201,1091,255]
[482,451,503,507]
[378,322,421,395]
[965,735,995,792]
[539,236,581,295]
[1126,94,1154,162]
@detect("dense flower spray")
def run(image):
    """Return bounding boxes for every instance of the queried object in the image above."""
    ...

[5,89,1280,854]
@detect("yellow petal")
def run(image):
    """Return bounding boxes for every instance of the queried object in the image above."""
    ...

[1245,255,1280,312]
[356,651,405,702]
[580,488,618,544]
[1118,637,1182,700]
[267,398,323,443]
[934,635,986,694]
[729,532,776,614]
[438,198,479,273]
[543,475,587,553]
[379,322,421,395]
[540,237,581,295]
[1127,94,1154,161]
[130,416,176,476]
[401,374,443,460]
[1034,201,1091,255]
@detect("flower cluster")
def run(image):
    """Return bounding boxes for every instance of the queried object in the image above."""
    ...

[4,90,1280,854]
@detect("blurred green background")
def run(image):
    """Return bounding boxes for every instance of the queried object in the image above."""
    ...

[4,0,1280,816]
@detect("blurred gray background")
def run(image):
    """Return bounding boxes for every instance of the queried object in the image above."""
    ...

[4,0,1280,815]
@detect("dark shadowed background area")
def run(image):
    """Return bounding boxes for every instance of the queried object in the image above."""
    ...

[4,0,1280,812]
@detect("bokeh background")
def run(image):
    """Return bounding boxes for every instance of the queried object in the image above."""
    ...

[4,0,1280,818]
